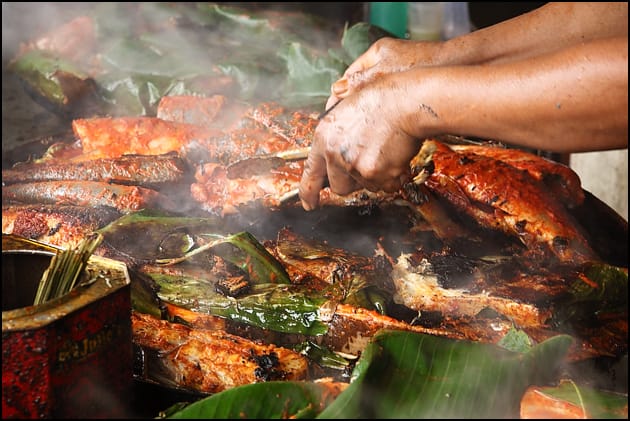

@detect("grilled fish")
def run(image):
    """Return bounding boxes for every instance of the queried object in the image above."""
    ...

[158,96,318,146]
[2,180,175,214]
[132,311,309,394]
[191,160,397,216]
[391,253,552,328]
[411,140,598,263]
[447,143,584,208]
[72,101,318,166]
[70,117,222,163]
[2,204,120,249]
[156,94,247,130]
[2,153,189,187]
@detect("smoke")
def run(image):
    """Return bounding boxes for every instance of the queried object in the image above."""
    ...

[2,2,93,63]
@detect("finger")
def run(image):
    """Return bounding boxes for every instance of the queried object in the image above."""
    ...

[326,161,362,196]
[326,74,369,107]
[331,78,349,99]
[343,46,380,77]
[299,147,328,211]
[379,172,413,193]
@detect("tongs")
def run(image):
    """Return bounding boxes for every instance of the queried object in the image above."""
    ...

[225,101,342,199]
[225,147,311,179]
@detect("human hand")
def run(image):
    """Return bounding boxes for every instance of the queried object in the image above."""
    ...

[326,37,443,109]
[299,78,423,211]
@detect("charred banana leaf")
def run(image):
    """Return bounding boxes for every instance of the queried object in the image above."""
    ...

[152,276,328,335]
[98,211,292,283]
[9,49,103,117]
[551,262,628,327]
[158,231,292,285]
[97,210,228,263]
[151,275,401,337]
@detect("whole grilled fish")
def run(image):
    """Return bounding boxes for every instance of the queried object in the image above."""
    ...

[447,143,584,208]
[71,104,317,166]
[2,204,121,249]
[132,311,309,394]
[2,153,189,187]
[410,140,598,264]
[2,180,176,214]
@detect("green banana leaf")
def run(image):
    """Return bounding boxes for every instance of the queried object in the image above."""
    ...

[152,276,328,335]
[277,42,346,108]
[293,341,351,370]
[97,210,228,261]
[340,21,393,63]
[152,270,394,336]
[164,381,342,419]
[318,330,573,419]
[97,72,200,116]
[194,232,292,285]
[161,330,574,419]
[98,211,291,284]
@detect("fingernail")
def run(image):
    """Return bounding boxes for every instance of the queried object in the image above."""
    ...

[301,199,314,212]
[332,78,348,95]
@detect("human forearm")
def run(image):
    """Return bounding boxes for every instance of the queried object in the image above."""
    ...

[437,2,628,65]
[399,37,628,152]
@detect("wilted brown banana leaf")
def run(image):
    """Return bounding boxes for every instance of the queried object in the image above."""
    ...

[9,50,102,117]
[96,210,228,263]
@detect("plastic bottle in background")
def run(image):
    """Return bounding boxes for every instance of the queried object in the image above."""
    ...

[441,2,471,39]
[407,2,444,41]
[407,2,471,41]
[368,2,409,39]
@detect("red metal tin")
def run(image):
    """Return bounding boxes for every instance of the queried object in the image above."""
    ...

[2,235,133,418]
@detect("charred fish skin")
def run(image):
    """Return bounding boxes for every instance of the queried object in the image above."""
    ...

[2,180,177,214]
[131,311,309,394]
[447,143,585,209]
[413,140,598,264]
[2,153,190,187]
[2,204,121,249]
[70,116,224,163]
[71,101,317,167]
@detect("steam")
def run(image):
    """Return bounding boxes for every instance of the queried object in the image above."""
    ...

[2,2,349,213]
[2,3,93,62]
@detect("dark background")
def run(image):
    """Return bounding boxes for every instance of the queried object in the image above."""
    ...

[468,2,547,29]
